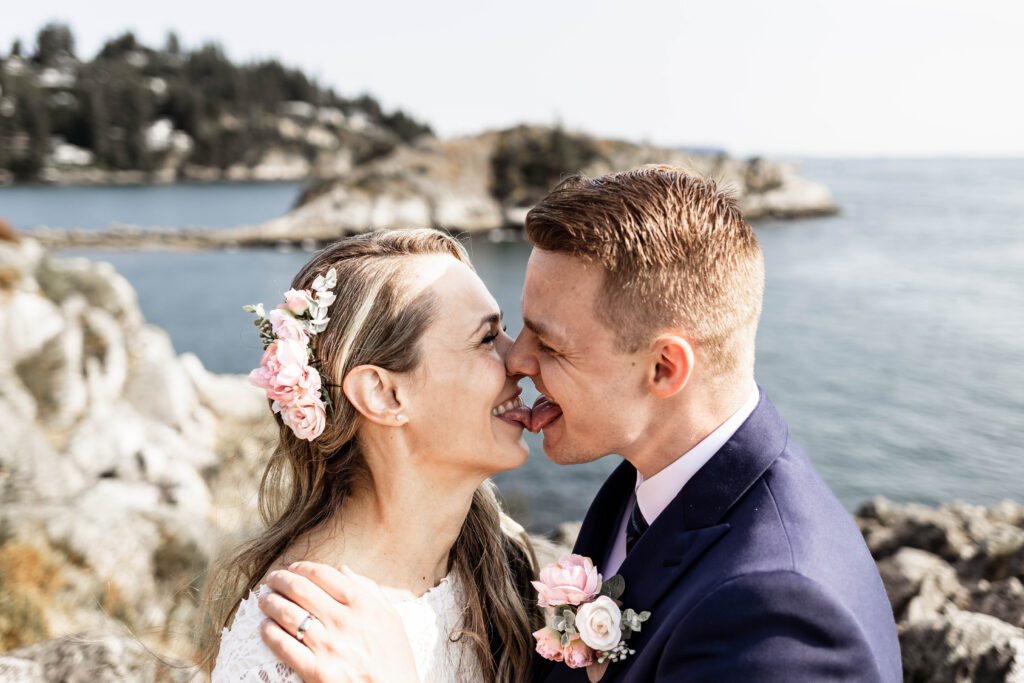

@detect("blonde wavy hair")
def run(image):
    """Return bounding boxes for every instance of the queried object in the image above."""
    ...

[199,228,538,681]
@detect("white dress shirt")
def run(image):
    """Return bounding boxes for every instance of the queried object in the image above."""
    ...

[604,384,761,575]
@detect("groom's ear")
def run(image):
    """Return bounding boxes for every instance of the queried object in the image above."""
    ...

[342,365,405,425]
[647,334,695,398]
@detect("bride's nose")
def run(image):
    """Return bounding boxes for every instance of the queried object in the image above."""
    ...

[496,329,515,360]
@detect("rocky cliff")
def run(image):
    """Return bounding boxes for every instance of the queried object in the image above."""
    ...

[0,234,277,677]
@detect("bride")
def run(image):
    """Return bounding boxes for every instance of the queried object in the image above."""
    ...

[204,228,540,682]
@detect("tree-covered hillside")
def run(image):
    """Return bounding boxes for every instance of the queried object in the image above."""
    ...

[0,23,431,182]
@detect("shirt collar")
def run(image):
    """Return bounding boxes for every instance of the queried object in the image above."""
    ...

[634,383,760,525]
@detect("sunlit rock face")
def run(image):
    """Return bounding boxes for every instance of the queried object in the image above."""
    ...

[0,237,274,663]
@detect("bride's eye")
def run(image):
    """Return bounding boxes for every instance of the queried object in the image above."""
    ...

[481,323,507,345]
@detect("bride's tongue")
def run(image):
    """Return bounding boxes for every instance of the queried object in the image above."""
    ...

[530,395,563,433]
[497,404,532,431]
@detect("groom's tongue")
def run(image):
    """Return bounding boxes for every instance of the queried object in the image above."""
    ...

[530,395,563,433]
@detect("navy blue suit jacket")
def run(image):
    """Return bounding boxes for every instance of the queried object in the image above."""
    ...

[537,389,901,682]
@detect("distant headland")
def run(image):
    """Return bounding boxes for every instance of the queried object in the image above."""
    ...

[2,24,836,246]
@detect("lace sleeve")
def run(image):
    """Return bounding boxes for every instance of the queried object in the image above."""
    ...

[212,588,303,683]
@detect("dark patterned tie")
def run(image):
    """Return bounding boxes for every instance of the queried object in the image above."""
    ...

[625,500,649,554]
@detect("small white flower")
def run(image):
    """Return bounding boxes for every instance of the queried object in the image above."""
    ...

[576,595,622,652]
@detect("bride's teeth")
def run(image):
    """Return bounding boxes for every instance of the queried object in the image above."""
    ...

[492,396,523,417]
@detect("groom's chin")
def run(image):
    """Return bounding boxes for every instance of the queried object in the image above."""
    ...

[541,437,602,466]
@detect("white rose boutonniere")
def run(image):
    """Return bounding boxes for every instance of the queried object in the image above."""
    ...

[576,596,622,651]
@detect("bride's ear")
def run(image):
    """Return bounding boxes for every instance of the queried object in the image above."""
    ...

[342,365,408,426]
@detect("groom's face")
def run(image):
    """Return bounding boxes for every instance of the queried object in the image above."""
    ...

[507,248,650,465]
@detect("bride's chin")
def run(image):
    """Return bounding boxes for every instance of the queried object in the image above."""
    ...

[504,441,530,469]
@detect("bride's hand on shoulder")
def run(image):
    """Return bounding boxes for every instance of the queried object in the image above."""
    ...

[259,562,419,683]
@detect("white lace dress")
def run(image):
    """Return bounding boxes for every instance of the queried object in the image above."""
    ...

[212,572,483,682]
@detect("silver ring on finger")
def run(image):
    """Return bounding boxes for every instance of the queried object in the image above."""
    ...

[296,612,319,642]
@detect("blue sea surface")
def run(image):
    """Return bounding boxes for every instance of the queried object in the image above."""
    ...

[0,182,304,230]
[16,159,1024,532]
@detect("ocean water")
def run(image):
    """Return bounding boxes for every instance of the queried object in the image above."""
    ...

[0,182,304,230]
[6,159,1023,532]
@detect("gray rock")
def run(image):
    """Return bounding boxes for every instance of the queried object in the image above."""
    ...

[858,496,974,562]
[0,291,64,366]
[0,656,45,681]
[14,295,89,428]
[877,548,967,622]
[899,608,1024,683]
[4,632,193,683]
[180,352,268,423]
[971,578,1024,629]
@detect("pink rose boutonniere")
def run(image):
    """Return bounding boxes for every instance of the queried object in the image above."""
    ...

[532,554,651,682]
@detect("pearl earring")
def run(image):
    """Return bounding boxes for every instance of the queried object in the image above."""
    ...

[396,414,406,423]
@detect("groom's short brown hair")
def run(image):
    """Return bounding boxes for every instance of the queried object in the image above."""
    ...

[525,165,765,378]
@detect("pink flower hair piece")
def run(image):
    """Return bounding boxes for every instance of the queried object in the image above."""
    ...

[244,268,338,441]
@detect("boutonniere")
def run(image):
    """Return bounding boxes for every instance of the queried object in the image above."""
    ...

[532,554,651,682]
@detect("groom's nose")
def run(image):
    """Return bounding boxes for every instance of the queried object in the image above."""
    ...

[506,331,539,377]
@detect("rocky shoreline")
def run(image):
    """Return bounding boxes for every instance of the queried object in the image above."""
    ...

[2,237,1020,681]
[15,128,838,251]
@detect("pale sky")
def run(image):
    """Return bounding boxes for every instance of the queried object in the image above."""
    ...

[3,0,1022,157]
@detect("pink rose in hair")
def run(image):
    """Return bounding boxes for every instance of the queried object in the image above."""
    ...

[279,393,327,441]
[269,308,309,344]
[282,288,310,315]
[295,364,322,394]
[562,635,594,669]
[270,338,308,386]
[532,554,602,607]
[533,627,564,662]
[248,340,311,403]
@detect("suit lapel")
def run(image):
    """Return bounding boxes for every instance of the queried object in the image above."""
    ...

[615,389,790,611]
[571,460,635,564]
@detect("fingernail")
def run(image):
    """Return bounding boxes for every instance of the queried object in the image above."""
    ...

[289,562,299,570]
[268,570,278,580]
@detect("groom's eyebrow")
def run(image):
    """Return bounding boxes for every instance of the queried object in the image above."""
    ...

[523,317,563,346]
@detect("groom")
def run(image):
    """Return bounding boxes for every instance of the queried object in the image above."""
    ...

[508,166,902,681]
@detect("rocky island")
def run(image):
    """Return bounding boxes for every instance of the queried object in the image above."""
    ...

[2,25,836,250]
[1,234,1022,681]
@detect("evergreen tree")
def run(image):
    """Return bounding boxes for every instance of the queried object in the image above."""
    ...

[165,31,181,55]
[34,23,75,65]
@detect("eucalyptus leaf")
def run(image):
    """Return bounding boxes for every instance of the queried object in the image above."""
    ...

[562,608,576,627]
[603,574,625,600]
[560,632,570,648]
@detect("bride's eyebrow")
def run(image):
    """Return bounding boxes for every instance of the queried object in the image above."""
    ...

[471,311,503,333]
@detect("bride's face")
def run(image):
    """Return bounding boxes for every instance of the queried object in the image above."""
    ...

[399,255,530,476]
